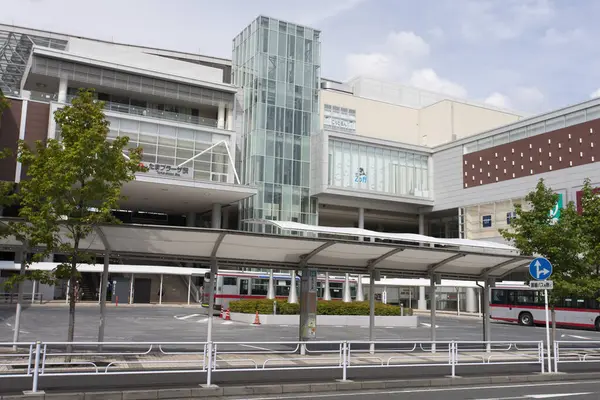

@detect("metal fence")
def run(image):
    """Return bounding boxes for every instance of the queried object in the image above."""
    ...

[0,293,44,304]
[0,339,549,393]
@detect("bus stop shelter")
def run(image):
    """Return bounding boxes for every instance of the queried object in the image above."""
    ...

[0,218,533,347]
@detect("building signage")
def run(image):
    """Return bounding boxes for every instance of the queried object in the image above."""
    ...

[549,193,563,224]
[530,280,553,290]
[355,167,367,183]
[324,116,356,131]
[142,162,192,179]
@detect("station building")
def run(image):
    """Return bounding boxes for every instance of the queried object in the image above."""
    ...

[0,16,594,313]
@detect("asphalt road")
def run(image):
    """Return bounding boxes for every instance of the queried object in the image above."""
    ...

[239,380,600,399]
[2,304,600,344]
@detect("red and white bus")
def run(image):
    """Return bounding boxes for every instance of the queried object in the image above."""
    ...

[201,270,357,310]
[490,286,600,331]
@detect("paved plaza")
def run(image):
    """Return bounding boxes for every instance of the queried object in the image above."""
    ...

[2,303,600,343]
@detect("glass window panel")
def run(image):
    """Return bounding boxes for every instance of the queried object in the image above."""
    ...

[463,142,477,154]
[565,110,586,127]
[527,122,545,137]
[265,131,275,157]
[494,132,509,146]
[268,29,278,54]
[587,105,600,121]
[278,31,287,57]
[545,116,565,132]
[477,137,493,150]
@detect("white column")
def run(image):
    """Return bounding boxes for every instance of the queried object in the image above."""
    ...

[466,287,477,313]
[159,274,163,305]
[226,107,233,130]
[129,274,134,304]
[31,280,37,304]
[15,98,28,183]
[356,275,364,302]
[267,270,275,300]
[418,285,427,310]
[430,276,437,353]
[217,104,225,129]
[187,276,192,305]
[186,212,196,227]
[58,77,68,103]
[97,274,102,305]
[342,273,352,303]
[66,279,70,304]
[323,272,331,301]
[212,204,222,229]
[368,271,376,354]
[287,271,298,304]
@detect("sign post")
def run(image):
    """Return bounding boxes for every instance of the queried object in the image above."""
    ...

[529,257,553,373]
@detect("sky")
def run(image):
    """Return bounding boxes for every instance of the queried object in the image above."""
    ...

[2,0,599,115]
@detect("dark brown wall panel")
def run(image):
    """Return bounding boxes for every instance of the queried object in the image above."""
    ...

[20,101,50,181]
[0,99,22,182]
[463,119,600,188]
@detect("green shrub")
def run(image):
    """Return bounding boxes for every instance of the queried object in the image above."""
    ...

[228,299,413,316]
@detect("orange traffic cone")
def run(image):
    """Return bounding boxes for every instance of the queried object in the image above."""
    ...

[225,308,231,321]
[253,310,261,325]
[219,309,224,319]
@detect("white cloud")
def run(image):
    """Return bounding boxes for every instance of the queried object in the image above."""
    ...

[409,69,468,98]
[485,87,545,112]
[590,89,600,99]
[541,28,585,45]
[344,30,466,98]
[485,92,512,109]
[345,53,395,81]
[385,31,430,59]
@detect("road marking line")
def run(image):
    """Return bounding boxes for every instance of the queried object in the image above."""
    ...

[239,344,273,351]
[420,323,440,328]
[222,321,233,325]
[197,318,208,323]
[385,327,394,329]
[174,314,201,320]
[241,381,600,400]
[527,394,592,399]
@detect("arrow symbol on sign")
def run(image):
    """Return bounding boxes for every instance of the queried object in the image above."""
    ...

[535,260,549,279]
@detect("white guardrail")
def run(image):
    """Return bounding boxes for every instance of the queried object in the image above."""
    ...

[0,340,550,393]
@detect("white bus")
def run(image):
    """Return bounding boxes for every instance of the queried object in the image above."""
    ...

[490,286,600,331]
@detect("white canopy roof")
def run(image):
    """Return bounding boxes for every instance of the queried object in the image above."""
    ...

[0,218,531,280]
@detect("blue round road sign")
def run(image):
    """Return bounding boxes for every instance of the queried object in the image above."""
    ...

[529,257,553,281]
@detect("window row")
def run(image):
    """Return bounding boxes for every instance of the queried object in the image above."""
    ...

[464,104,600,154]
[328,139,430,197]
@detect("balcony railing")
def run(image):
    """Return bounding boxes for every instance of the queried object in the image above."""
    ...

[65,96,219,128]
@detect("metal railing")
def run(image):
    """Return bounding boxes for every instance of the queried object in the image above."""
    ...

[0,293,44,304]
[554,340,600,373]
[65,95,220,128]
[0,339,546,393]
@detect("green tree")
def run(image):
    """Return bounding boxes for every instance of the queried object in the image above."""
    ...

[577,179,600,296]
[500,178,591,339]
[1,88,144,346]
[0,90,9,114]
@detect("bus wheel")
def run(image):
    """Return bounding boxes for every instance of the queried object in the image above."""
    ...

[595,317,600,331]
[519,312,534,326]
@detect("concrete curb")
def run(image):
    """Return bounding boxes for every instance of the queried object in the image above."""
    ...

[4,371,600,399]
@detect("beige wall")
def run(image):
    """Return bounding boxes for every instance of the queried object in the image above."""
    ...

[321,90,420,144]
[419,100,522,147]
[321,91,522,147]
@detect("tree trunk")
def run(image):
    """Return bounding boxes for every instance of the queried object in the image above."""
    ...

[12,250,27,350]
[66,241,79,360]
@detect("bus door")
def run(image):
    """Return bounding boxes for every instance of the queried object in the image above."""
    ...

[221,277,238,309]
[239,278,249,300]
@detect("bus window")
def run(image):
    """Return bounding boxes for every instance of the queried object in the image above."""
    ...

[276,280,291,296]
[251,279,269,295]
[491,289,507,305]
[223,277,237,286]
[240,279,249,295]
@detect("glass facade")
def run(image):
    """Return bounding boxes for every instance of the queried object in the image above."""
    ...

[328,139,430,198]
[107,115,230,182]
[233,16,321,231]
